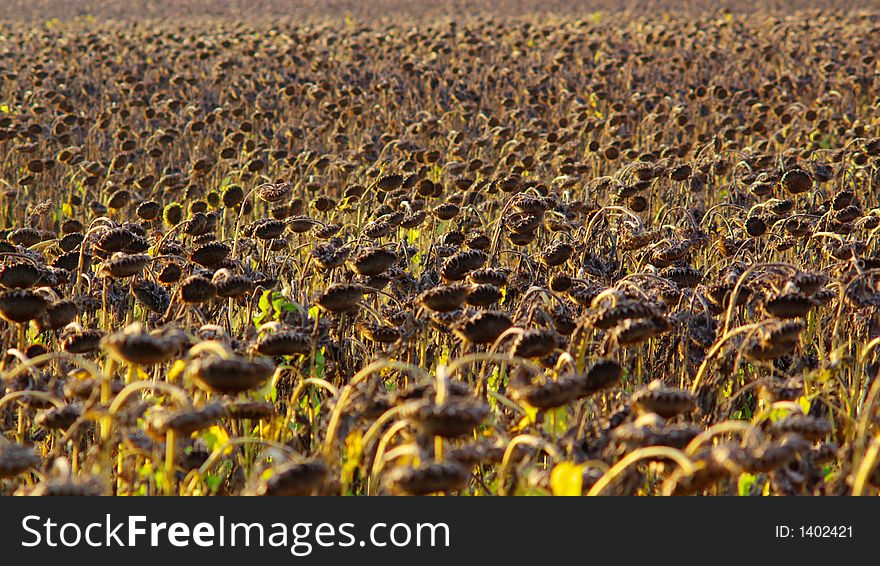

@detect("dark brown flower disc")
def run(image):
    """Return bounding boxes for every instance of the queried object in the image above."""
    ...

[61,329,104,354]
[466,283,503,307]
[190,356,276,393]
[37,300,78,331]
[440,249,488,281]
[0,443,41,478]
[582,358,623,395]
[35,404,81,430]
[781,168,812,194]
[212,270,252,298]
[100,253,150,278]
[316,283,366,313]
[148,404,226,435]
[0,262,41,288]
[418,284,469,312]
[350,247,397,276]
[254,330,311,356]
[252,460,328,496]
[133,280,171,313]
[632,380,695,418]
[95,227,134,254]
[512,328,558,358]
[511,375,585,409]
[387,461,468,495]
[539,241,574,267]
[376,173,405,192]
[252,219,286,240]
[136,200,162,221]
[763,293,814,318]
[453,311,513,344]
[286,215,316,233]
[225,401,275,421]
[358,322,401,343]
[101,323,177,365]
[157,263,183,284]
[180,275,216,304]
[190,241,230,267]
[771,414,831,442]
[0,289,48,323]
[468,268,509,287]
[256,182,292,203]
[410,401,489,438]
[8,228,43,247]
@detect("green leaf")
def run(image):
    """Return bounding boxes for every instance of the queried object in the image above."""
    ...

[167,359,187,383]
[205,474,223,493]
[797,396,811,415]
[271,292,299,314]
[738,473,758,496]
[314,346,325,379]
[258,289,272,312]
[550,462,584,496]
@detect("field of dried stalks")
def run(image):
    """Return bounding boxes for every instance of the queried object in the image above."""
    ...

[1,1,880,496]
